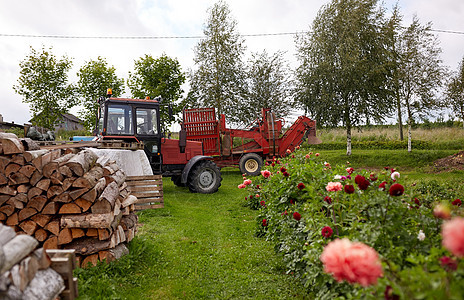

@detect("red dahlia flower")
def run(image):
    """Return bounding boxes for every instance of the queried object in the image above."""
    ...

[324,196,332,204]
[369,173,377,182]
[297,183,305,190]
[283,171,290,177]
[389,183,404,196]
[321,226,333,238]
[452,199,462,206]
[344,185,355,194]
[290,198,295,205]
[260,200,266,206]
[379,181,387,190]
[440,256,458,271]
[293,212,301,221]
[280,167,287,173]
[262,219,268,227]
[354,175,365,185]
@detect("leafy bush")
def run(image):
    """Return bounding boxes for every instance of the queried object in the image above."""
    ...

[309,140,464,150]
[239,149,464,298]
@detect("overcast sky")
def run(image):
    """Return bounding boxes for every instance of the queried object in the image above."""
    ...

[0,0,463,125]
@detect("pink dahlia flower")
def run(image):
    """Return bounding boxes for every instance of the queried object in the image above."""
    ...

[305,154,310,159]
[326,182,343,192]
[320,238,383,287]
[238,184,246,189]
[315,153,320,157]
[442,217,464,257]
[243,179,252,186]
[261,170,271,178]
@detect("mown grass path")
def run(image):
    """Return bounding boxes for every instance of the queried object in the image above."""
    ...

[76,168,308,299]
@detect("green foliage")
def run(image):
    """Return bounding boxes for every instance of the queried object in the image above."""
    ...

[241,149,464,298]
[128,54,186,129]
[446,56,464,126]
[310,140,464,150]
[13,46,76,129]
[3,127,25,138]
[77,57,124,131]
[188,0,247,125]
[54,129,90,141]
[295,0,394,155]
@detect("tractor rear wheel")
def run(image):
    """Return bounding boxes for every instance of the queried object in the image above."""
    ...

[239,153,263,177]
[188,160,222,194]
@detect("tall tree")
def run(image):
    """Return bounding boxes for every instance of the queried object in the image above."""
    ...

[394,16,446,152]
[245,50,292,121]
[127,54,186,129]
[446,56,464,128]
[295,0,393,155]
[188,0,247,124]
[77,57,124,131]
[13,46,75,130]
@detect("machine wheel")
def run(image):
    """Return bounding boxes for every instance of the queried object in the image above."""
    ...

[239,153,263,177]
[171,175,185,187]
[187,160,222,194]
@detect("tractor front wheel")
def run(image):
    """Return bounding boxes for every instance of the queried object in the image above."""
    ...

[188,160,222,193]
[239,153,263,177]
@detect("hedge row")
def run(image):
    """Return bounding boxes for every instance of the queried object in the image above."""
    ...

[309,140,464,150]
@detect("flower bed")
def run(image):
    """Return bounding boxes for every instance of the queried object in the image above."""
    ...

[239,149,464,298]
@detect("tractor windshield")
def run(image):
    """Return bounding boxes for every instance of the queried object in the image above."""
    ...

[136,108,158,135]
[107,104,134,135]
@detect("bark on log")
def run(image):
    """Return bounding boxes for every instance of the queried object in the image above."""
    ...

[59,165,73,178]
[32,248,51,270]
[65,150,98,177]
[0,234,38,274]
[73,165,103,189]
[121,195,138,208]
[120,214,138,231]
[42,202,60,215]
[109,243,129,260]
[20,138,40,151]
[96,155,110,168]
[105,169,126,186]
[1,137,24,154]
[69,187,89,200]
[80,177,106,202]
[22,268,65,300]
[63,238,111,255]
[24,149,49,163]
[61,211,114,229]
[91,181,119,214]
[59,203,81,214]
[103,163,119,176]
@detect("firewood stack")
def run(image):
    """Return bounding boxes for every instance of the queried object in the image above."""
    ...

[0,133,138,268]
[0,223,67,299]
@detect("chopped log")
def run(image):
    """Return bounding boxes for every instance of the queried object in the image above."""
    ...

[22,268,65,300]
[5,163,21,176]
[49,171,64,185]
[42,161,58,178]
[31,214,52,227]
[9,172,30,185]
[17,184,30,194]
[18,207,38,221]
[0,185,17,196]
[98,228,111,241]
[42,202,60,215]
[81,253,99,268]
[62,177,76,191]
[109,243,129,260]
[0,204,15,216]
[58,228,73,245]
[10,154,25,166]
[43,236,58,250]
[54,152,76,166]
[98,250,115,263]
[122,194,138,208]
[1,137,24,154]
[80,177,106,202]
[69,187,89,200]
[103,162,119,176]
[44,220,60,236]
[91,181,119,214]
[66,150,98,177]
[0,223,16,245]
[0,156,11,173]
[61,211,114,229]
[47,185,64,199]
[0,194,10,206]
[14,193,28,203]
[120,214,138,231]
[75,198,92,212]
[20,138,40,151]
[8,197,24,209]
[24,149,49,163]
[19,219,38,235]
[0,173,7,185]
[29,170,43,186]
[34,228,48,242]
[27,187,43,200]
[71,228,85,239]
[96,155,110,168]
[59,165,74,178]
[32,248,52,270]
[0,234,38,274]
[105,169,126,186]
[27,195,48,212]
[0,211,6,221]
[53,191,71,203]
[6,212,19,226]
[59,203,81,214]
[19,164,36,178]
[63,238,111,255]
[72,165,103,189]
[36,178,51,191]
[86,228,98,237]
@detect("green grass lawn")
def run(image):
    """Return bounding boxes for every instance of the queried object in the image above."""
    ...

[76,168,309,299]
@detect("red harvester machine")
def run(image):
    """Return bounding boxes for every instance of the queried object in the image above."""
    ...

[182,108,321,176]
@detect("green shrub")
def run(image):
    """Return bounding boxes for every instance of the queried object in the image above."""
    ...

[308,140,464,150]
[239,149,464,298]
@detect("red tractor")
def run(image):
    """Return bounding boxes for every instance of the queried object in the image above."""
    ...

[182,107,321,176]
[94,91,222,194]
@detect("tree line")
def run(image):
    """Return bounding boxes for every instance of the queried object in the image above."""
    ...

[13,0,464,155]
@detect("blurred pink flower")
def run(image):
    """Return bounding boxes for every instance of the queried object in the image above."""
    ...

[305,154,310,159]
[261,170,271,178]
[243,179,252,186]
[238,184,246,189]
[315,153,320,157]
[326,182,343,192]
[434,203,451,220]
[442,217,464,257]
[320,238,382,287]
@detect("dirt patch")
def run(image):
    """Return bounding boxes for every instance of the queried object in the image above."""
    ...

[432,151,464,173]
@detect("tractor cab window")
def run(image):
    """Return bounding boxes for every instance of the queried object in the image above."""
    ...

[136,108,158,135]
[107,104,133,135]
